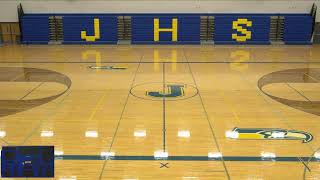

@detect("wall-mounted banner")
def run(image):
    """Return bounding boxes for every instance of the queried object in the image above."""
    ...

[20,14,313,44]
[214,16,270,44]
[132,16,200,44]
[63,16,117,44]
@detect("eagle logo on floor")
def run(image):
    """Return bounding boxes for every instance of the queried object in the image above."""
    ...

[226,127,313,143]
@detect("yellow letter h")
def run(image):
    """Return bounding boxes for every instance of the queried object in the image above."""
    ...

[154,18,178,42]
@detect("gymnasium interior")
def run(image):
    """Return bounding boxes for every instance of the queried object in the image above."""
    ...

[0,0,320,179]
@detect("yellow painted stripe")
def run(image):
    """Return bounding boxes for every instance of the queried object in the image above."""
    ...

[88,93,108,121]
[113,66,128,69]
[219,91,241,124]
[238,134,263,139]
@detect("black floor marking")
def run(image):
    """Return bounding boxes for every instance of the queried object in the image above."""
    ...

[55,155,320,162]
[20,90,73,145]
[160,162,169,168]
[286,83,312,102]
[303,151,319,180]
[304,73,320,83]
[162,63,167,152]
[20,82,44,100]
[298,157,311,172]
[98,57,143,180]
[183,50,231,180]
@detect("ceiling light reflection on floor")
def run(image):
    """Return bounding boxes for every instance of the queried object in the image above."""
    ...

[85,131,98,138]
[271,132,285,138]
[225,130,239,139]
[208,152,223,158]
[100,151,115,158]
[55,151,64,156]
[59,176,77,180]
[134,130,146,137]
[154,150,168,159]
[314,151,320,159]
[0,131,6,138]
[182,177,199,179]
[260,152,276,159]
[178,130,190,138]
[41,131,54,137]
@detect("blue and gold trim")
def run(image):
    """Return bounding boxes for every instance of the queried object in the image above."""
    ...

[55,155,319,162]
[228,127,313,143]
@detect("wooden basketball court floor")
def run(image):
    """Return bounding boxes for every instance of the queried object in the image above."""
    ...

[0,45,320,179]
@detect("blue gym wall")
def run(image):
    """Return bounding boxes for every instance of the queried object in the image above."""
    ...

[21,15,49,44]
[20,14,313,45]
[284,16,313,44]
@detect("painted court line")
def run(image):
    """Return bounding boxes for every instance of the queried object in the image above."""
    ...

[162,63,167,152]
[98,56,143,180]
[286,83,312,102]
[2,61,320,64]
[20,82,45,100]
[184,49,231,179]
[297,157,311,172]
[55,155,320,162]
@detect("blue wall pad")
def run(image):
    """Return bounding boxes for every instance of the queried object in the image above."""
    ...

[63,16,117,44]
[132,16,200,44]
[20,13,313,45]
[21,16,49,44]
[284,16,313,44]
[214,16,270,44]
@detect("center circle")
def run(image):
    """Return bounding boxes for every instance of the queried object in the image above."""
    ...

[130,82,198,101]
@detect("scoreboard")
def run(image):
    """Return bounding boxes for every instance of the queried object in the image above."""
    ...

[1,146,54,178]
